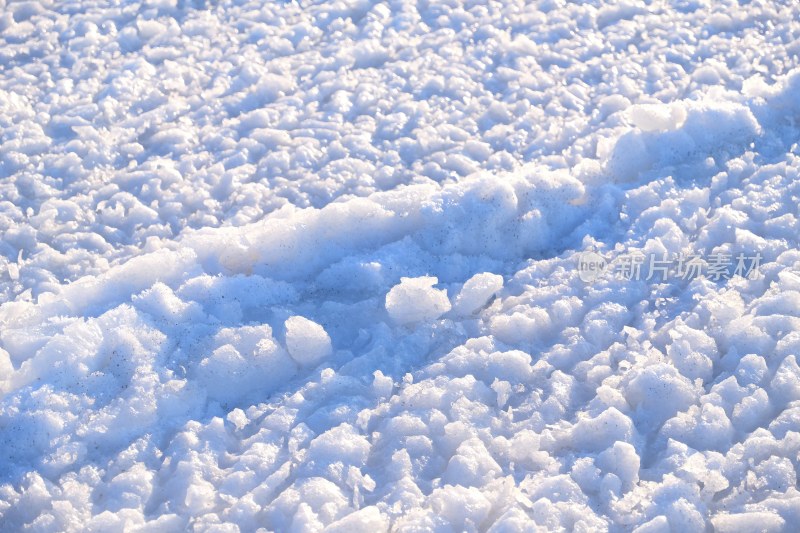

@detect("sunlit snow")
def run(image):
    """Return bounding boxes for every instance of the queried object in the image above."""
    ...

[2,1,800,531]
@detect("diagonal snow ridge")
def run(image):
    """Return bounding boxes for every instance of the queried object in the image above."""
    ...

[0,163,611,529]
[1,163,594,327]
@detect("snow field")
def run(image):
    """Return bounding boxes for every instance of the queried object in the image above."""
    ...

[2,0,800,531]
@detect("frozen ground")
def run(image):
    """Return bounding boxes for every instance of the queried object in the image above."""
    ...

[2,0,800,531]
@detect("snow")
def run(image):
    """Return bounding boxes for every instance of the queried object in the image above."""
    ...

[284,316,332,366]
[385,276,451,325]
[452,272,503,316]
[2,0,800,530]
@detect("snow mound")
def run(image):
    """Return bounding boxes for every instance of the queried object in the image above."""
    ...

[602,100,760,182]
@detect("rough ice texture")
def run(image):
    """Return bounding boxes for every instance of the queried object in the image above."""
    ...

[285,316,333,366]
[2,1,800,531]
[385,276,452,325]
[452,273,504,316]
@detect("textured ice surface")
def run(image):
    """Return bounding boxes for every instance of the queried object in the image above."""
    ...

[386,276,451,325]
[3,0,800,531]
[285,316,333,366]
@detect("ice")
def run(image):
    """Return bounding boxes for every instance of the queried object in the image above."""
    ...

[325,506,388,533]
[452,272,503,316]
[627,103,687,133]
[712,511,786,533]
[284,316,333,367]
[443,438,503,487]
[666,324,718,383]
[385,276,451,325]
[602,100,760,182]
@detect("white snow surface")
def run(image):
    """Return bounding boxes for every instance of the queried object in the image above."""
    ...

[2,0,800,531]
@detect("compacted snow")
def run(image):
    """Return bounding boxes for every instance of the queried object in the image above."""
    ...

[2,0,800,531]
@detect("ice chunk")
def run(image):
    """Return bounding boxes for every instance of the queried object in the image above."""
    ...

[632,516,670,533]
[184,477,217,514]
[285,316,333,366]
[666,324,718,382]
[325,506,388,533]
[385,276,451,325]
[735,354,768,386]
[197,324,296,404]
[623,363,697,429]
[452,273,503,315]
[711,511,785,533]
[731,387,770,433]
[661,403,734,451]
[490,308,553,345]
[308,424,370,467]
[372,370,393,398]
[597,442,640,491]
[566,408,635,453]
[769,355,800,407]
[627,103,687,132]
[443,438,502,487]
